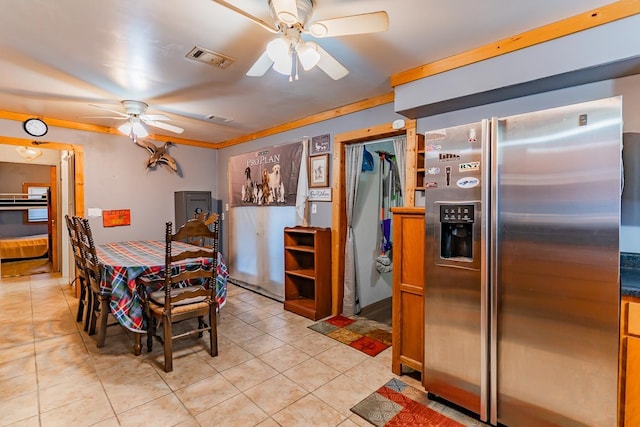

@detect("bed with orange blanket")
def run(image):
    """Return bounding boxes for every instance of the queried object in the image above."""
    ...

[0,234,49,260]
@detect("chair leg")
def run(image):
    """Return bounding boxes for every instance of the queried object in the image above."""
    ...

[88,292,98,336]
[134,333,142,356]
[75,277,86,322]
[147,317,155,352]
[198,316,205,338]
[83,288,93,332]
[163,314,173,373]
[96,295,109,348]
[209,304,218,357]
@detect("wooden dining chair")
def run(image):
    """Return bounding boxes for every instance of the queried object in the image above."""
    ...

[76,217,112,348]
[65,215,92,331]
[138,216,219,372]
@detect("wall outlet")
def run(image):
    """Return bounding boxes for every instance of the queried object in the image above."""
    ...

[311,203,317,214]
[221,213,225,221]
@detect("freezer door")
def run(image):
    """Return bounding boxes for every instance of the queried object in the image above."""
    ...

[423,121,489,421]
[491,97,621,426]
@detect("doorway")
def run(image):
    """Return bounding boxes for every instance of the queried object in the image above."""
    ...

[0,170,57,278]
[0,137,85,281]
[330,119,418,316]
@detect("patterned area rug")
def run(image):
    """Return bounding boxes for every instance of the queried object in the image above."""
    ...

[352,379,483,426]
[308,314,392,357]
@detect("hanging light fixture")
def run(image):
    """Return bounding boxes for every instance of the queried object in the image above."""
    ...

[16,146,43,162]
[117,116,149,140]
[266,35,320,82]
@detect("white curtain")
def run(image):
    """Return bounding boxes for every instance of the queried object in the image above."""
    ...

[295,138,309,226]
[342,143,364,316]
[393,136,407,202]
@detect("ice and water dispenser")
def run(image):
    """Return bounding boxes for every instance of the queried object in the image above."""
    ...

[433,201,479,269]
[438,204,475,262]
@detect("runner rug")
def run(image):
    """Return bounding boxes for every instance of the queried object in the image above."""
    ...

[307,314,392,357]
[351,379,482,426]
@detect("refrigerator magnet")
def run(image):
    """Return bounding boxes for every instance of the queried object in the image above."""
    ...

[457,177,480,188]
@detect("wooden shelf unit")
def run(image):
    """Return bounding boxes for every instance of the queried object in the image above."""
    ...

[390,207,425,376]
[283,226,331,320]
[415,133,425,192]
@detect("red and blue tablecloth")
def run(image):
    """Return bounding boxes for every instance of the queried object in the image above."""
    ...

[97,240,228,332]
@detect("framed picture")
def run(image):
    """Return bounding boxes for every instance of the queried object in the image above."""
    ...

[310,134,331,156]
[309,154,330,188]
[308,188,332,201]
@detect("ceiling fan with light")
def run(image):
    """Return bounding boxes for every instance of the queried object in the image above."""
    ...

[213,0,389,81]
[86,100,184,140]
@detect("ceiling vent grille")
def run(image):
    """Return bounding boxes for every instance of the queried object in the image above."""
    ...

[205,114,234,124]
[186,46,236,69]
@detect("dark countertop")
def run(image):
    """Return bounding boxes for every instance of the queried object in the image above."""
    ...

[621,268,640,298]
[621,253,640,298]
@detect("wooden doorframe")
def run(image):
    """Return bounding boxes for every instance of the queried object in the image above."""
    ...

[330,119,417,315]
[1,136,85,275]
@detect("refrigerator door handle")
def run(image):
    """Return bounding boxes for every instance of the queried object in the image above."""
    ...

[489,117,499,426]
[480,119,490,423]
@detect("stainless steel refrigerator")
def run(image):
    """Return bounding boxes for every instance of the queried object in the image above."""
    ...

[423,96,622,426]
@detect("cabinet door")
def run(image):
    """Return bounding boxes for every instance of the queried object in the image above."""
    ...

[626,336,640,426]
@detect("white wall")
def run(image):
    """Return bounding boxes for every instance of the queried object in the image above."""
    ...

[216,103,406,254]
[0,121,218,246]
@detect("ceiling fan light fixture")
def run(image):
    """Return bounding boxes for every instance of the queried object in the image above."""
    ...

[267,38,289,63]
[118,121,132,136]
[297,41,320,70]
[132,121,149,138]
[118,120,149,139]
[15,146,42,162]
[272,55,293,75]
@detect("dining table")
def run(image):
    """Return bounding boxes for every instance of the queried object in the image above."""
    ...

[96,239,228,354]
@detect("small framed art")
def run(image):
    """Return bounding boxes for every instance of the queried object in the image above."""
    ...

[310,134,331,156]
[309,154,330,188]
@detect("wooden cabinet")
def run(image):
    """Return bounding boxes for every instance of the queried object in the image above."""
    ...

[622,296,640,426]
[283,226,331,321]
[390,207,425,375]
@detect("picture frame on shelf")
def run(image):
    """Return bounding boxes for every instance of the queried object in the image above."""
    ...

[310,134,331,156]
[309,154,330,188]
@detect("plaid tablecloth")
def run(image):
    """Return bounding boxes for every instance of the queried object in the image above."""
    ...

[97,240,228,332]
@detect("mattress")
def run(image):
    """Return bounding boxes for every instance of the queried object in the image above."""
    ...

[0,234,49,260]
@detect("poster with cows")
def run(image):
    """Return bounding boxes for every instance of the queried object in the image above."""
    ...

[229,141,303,207]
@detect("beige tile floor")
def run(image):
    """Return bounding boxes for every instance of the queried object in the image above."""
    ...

[0,273,473,427]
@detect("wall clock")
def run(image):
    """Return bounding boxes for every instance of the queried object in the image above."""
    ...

[23,118,48,137]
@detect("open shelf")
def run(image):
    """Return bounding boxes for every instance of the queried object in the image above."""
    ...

[283,226,331,321]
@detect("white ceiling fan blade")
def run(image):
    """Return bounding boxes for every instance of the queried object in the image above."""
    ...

[88,104,129,117]
[211,0,278,33]
[308,11,389,38]
[143,119,184,134]
[80,115,128,120]
[308,42,349,80]
[141,114,170,121]
[271,0,298,25]
[246,50,274,77]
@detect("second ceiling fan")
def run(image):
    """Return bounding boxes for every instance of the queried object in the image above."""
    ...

[87,100,184,139]
[213,0,389,80]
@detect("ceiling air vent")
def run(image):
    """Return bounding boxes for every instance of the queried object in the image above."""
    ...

[186,46,235,69]
[205,114,234,124]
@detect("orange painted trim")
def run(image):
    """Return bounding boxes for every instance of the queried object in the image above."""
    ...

[215,92,395,148]
[391,0,640,87]
[0,110,216,149]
